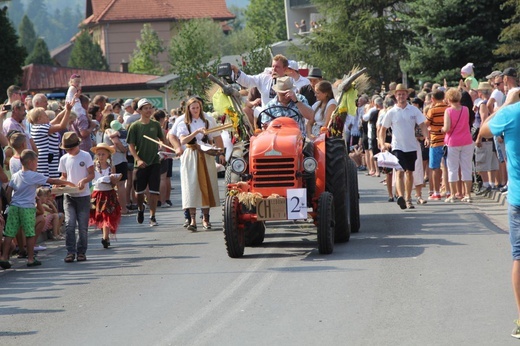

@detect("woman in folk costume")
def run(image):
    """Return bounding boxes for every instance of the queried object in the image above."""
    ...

[177,97,226,231]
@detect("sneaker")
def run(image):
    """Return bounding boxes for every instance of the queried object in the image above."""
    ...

[396,196,406,210]
[0,260,12,269]
[500,185,509,193]
[137,208,144,224]
[165,200,173,207]
[183,219,190,228]
[445,196,455,203]
[476,185,491,195]
[34,245,47,251]
[428,194,441,201]
[161,202,171,208]
[149,216,158,227]
[512,320,520,339]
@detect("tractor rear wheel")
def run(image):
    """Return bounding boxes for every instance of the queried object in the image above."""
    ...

[326,137,351,243]
[245,221,266,246]
[223,196,245,258]
[317,191,334,254]
[347,157,360,233]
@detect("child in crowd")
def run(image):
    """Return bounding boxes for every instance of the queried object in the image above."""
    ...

[59,132,95,263]
[37,187,64,240]
[8,132,26,175]
[89,143,122,248]
[66,74,83,118]
[0,150,74,269]
[459,63,479,92]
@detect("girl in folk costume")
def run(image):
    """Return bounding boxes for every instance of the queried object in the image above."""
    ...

[89,143,122,248]
[177,97,226,231]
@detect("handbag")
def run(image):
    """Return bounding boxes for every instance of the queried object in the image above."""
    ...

[443,108,464,158]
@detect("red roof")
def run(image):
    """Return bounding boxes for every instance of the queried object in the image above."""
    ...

[22,64,160,93]
[85,0,235,25]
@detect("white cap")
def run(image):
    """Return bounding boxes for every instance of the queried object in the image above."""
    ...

[137,98,151,110]
[288,60,299,71]
[123,99,133,108]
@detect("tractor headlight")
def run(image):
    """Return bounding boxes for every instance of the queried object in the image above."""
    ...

[231,158,247,174]
[303,157,317,173]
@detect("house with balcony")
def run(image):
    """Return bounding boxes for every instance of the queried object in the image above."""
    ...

[82,0,235,72]
[284,0,322,39]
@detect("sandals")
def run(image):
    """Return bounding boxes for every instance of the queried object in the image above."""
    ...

[64,253,75,263]
[0,260,12,269]
[187,224,197,232]
[417,197,427,205]
[461,196,472,203]
[27,259,42,267]
[202,214,212,230]
[77,253,87,262]
[406,200,415,209]
[183,219,190,228]
[101,238,110,249]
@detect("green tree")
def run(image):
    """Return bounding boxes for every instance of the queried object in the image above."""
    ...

[0,6,27,96]
[25,37,53,65]
[494,0,520,70]
[129,23,165,75]
[18,15,37,55]
[68,30,109,70]
[228,5,246,31]
[168,19,224,101]
[402,0,509,85]
[241,28,272,75]
[245,0,286,42]
[294,0,408,87]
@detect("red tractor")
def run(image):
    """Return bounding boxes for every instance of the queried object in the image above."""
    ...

[223,108,359,257]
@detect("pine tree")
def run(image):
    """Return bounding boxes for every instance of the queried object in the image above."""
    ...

[18,15,37,55]
[402,0,509,84]
[494,0,520,69]
[26,37,53,65]
[0,6,27,95]
[129,23,165,75]
[295,0,408,86]
[68,30,109,70]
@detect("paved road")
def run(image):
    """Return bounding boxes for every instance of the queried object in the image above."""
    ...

[0,161,516,345]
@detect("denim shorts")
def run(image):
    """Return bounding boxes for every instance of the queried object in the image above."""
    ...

[429,146,444,169]
[509,204,520,260]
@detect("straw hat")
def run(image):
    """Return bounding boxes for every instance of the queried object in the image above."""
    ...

[91,143,115,155]
[477,82,493,91]
[272,76,294,93]
[60,132,81,149]
[390,83,414,95]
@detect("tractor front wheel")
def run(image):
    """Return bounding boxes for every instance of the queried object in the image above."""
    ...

[223,196,245,258]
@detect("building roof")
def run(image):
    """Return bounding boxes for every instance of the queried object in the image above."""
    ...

[84,0,235,25]
[22,64,160,93]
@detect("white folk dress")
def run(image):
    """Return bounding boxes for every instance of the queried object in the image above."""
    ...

[176,116,221,209]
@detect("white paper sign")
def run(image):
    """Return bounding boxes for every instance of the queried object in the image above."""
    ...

[287,188,307,220]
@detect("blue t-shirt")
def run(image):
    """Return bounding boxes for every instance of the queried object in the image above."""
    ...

[488,102,520,206]
[9,170,48,208]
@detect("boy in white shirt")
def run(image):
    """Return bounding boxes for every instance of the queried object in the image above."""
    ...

[58,132,95,263]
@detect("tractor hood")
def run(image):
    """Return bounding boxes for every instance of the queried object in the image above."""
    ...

[250,117,303,157]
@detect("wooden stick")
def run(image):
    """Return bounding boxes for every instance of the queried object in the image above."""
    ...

[203,123,234,135]
[143,135,177,152]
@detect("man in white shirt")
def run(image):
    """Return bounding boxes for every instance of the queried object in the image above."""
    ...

[486,70,505,113]
[379,84,429,210]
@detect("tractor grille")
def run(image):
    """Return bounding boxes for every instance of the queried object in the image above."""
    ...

[252,158,296,188]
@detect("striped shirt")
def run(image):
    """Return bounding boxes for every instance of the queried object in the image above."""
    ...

[31,123,61,179]
[426,103,448,148]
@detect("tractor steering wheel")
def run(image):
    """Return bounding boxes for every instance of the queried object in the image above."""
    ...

[257,105,302,129]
